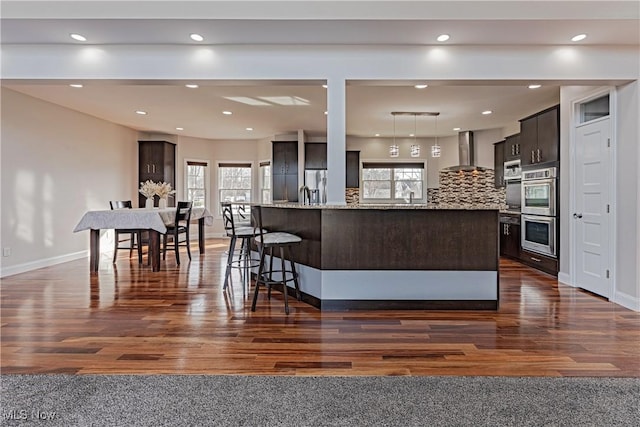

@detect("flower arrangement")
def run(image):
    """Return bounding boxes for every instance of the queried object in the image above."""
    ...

[155,181,175,200]
[139,180,158,198]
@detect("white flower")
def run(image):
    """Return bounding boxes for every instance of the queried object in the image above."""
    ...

[156,181,176,199]
[139,180,158,198]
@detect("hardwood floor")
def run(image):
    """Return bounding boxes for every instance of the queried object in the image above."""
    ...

[1,239,638,376]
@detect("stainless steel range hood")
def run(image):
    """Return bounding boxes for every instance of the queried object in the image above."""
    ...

[444,131,488,172]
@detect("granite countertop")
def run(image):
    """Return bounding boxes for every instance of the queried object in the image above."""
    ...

[261,202,505,211]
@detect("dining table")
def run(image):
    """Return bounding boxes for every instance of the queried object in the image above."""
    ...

[74,207,214,272]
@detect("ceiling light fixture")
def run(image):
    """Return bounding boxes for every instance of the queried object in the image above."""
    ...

[436,34,450,42]
[176,127,184,131]
[324,111,328,115]
[390,113,399,158]
[135,110,147,115]
[70,33,87,42]
[482,110,493,115]
[222,111,232,115]
[190,33,204,42]
[431,113,441,158]
[185,84,199,89]
[453,127,461,131]
[322,84,328,89]
[410,114,420,158]
[69,84,83,88]
[375,133,380,137]
[414,84,428,89]
[528,84,542,89]
[571,34,587,42]
[246,127,253,131]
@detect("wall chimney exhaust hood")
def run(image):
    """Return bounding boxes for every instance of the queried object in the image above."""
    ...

[444,130,488,172]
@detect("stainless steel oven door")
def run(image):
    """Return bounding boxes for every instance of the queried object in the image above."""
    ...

[521,215,556,257]
[521,178,556,216]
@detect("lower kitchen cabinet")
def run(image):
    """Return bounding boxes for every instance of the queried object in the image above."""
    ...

[519,250,559,276]
[499,221,520,259]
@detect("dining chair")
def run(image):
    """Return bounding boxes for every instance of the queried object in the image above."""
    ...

[109,200,143,264]
[162,201,193,265]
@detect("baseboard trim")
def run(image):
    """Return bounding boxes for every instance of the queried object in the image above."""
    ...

[612,290,640,312]
[0,250,88,278]
[557,272,573,287]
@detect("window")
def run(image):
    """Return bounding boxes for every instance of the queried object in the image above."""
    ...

[362,162,424,202]
[579,94,610,124]
[218,163,252,212]
[186,160,208,208]
[260,161,271,204]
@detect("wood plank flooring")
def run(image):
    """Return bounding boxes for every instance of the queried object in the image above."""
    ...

[2,239,638,376]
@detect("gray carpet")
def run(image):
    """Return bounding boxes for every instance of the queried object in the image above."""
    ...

[1,375,638,426]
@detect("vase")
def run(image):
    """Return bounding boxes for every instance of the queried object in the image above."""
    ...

[145,197,154,209]
[158,198,167,209]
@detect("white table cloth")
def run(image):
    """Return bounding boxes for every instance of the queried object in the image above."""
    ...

[74,207,213,272]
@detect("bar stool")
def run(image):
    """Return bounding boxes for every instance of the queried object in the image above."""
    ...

[221,202,261,292]
[250,205,302,315]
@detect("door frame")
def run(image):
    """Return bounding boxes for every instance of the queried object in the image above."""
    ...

[569,87,616,298]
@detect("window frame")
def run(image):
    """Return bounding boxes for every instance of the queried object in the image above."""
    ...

[184,159,210,210]
[216,161,254,215]
[361,161,426,203]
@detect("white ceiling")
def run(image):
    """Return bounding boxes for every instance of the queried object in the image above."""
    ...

[2,0,637,140]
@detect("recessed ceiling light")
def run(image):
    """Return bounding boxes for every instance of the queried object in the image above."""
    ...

[375,133,380,137]
[528,84,542,89]
[409,133,415,137]
[322,84,328,89]
[324,111,328,115]
[69,84,83,88]
[70,33,87,42]
[222,111,232,115]
[246,127,253,131]
[482,110,493,115]
[190,33,204,42]
[436,34,450,42]
[135,110,147,115]
[185,84,199,89]
[453,127,461,131]
[571,34,587,42]
[176,127,184,131]
[414,84,428,89]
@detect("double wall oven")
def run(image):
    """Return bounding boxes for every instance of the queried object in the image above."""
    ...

[521,167,557,257]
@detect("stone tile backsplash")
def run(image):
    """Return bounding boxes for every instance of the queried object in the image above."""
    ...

[433,169,506,207]
[346,188,360,205]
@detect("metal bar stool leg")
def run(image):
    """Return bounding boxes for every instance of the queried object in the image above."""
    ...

[251,247,267,312]
[287,246,301,301]
[280,246,290,315]
[223,236,237,290]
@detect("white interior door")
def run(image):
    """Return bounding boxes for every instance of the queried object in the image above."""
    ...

[574,117,611,298]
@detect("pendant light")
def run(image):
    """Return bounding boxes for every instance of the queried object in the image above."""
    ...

[389,112,399,157]
[431,113,441,158]
[410,113,420,157]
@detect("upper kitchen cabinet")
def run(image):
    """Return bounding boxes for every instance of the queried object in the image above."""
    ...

[493,140,505,188]
[346,150,360,188]
[138,140,175,208]
[272,141,299,202]
[504,133,521,161]
[304,143,327,170]
[519,105,559,166]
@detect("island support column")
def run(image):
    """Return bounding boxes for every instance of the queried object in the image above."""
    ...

[326,77,346,205]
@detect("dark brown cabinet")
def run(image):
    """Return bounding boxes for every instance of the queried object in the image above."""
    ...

[138,140,176,208]
[519,249,559,276]
[500,221,520,259]
[504,133,521,161]
[494,140,505,188]
[304,143,327,170]
[520,105,559,166]
[272,141,299,202]
[346,150,360,188]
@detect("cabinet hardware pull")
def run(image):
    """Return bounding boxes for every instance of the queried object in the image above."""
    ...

[536,149,541,162]
[531,150,535,163]
[531,257,541,262]
[147,165,150,173]
[152,164,156,173]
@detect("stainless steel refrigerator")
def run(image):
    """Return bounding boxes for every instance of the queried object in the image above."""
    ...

[304,170,327,204]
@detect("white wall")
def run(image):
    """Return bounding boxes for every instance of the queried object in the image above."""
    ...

[0,88,138,276]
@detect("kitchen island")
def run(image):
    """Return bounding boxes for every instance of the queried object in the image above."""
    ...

[256,203,500,310]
